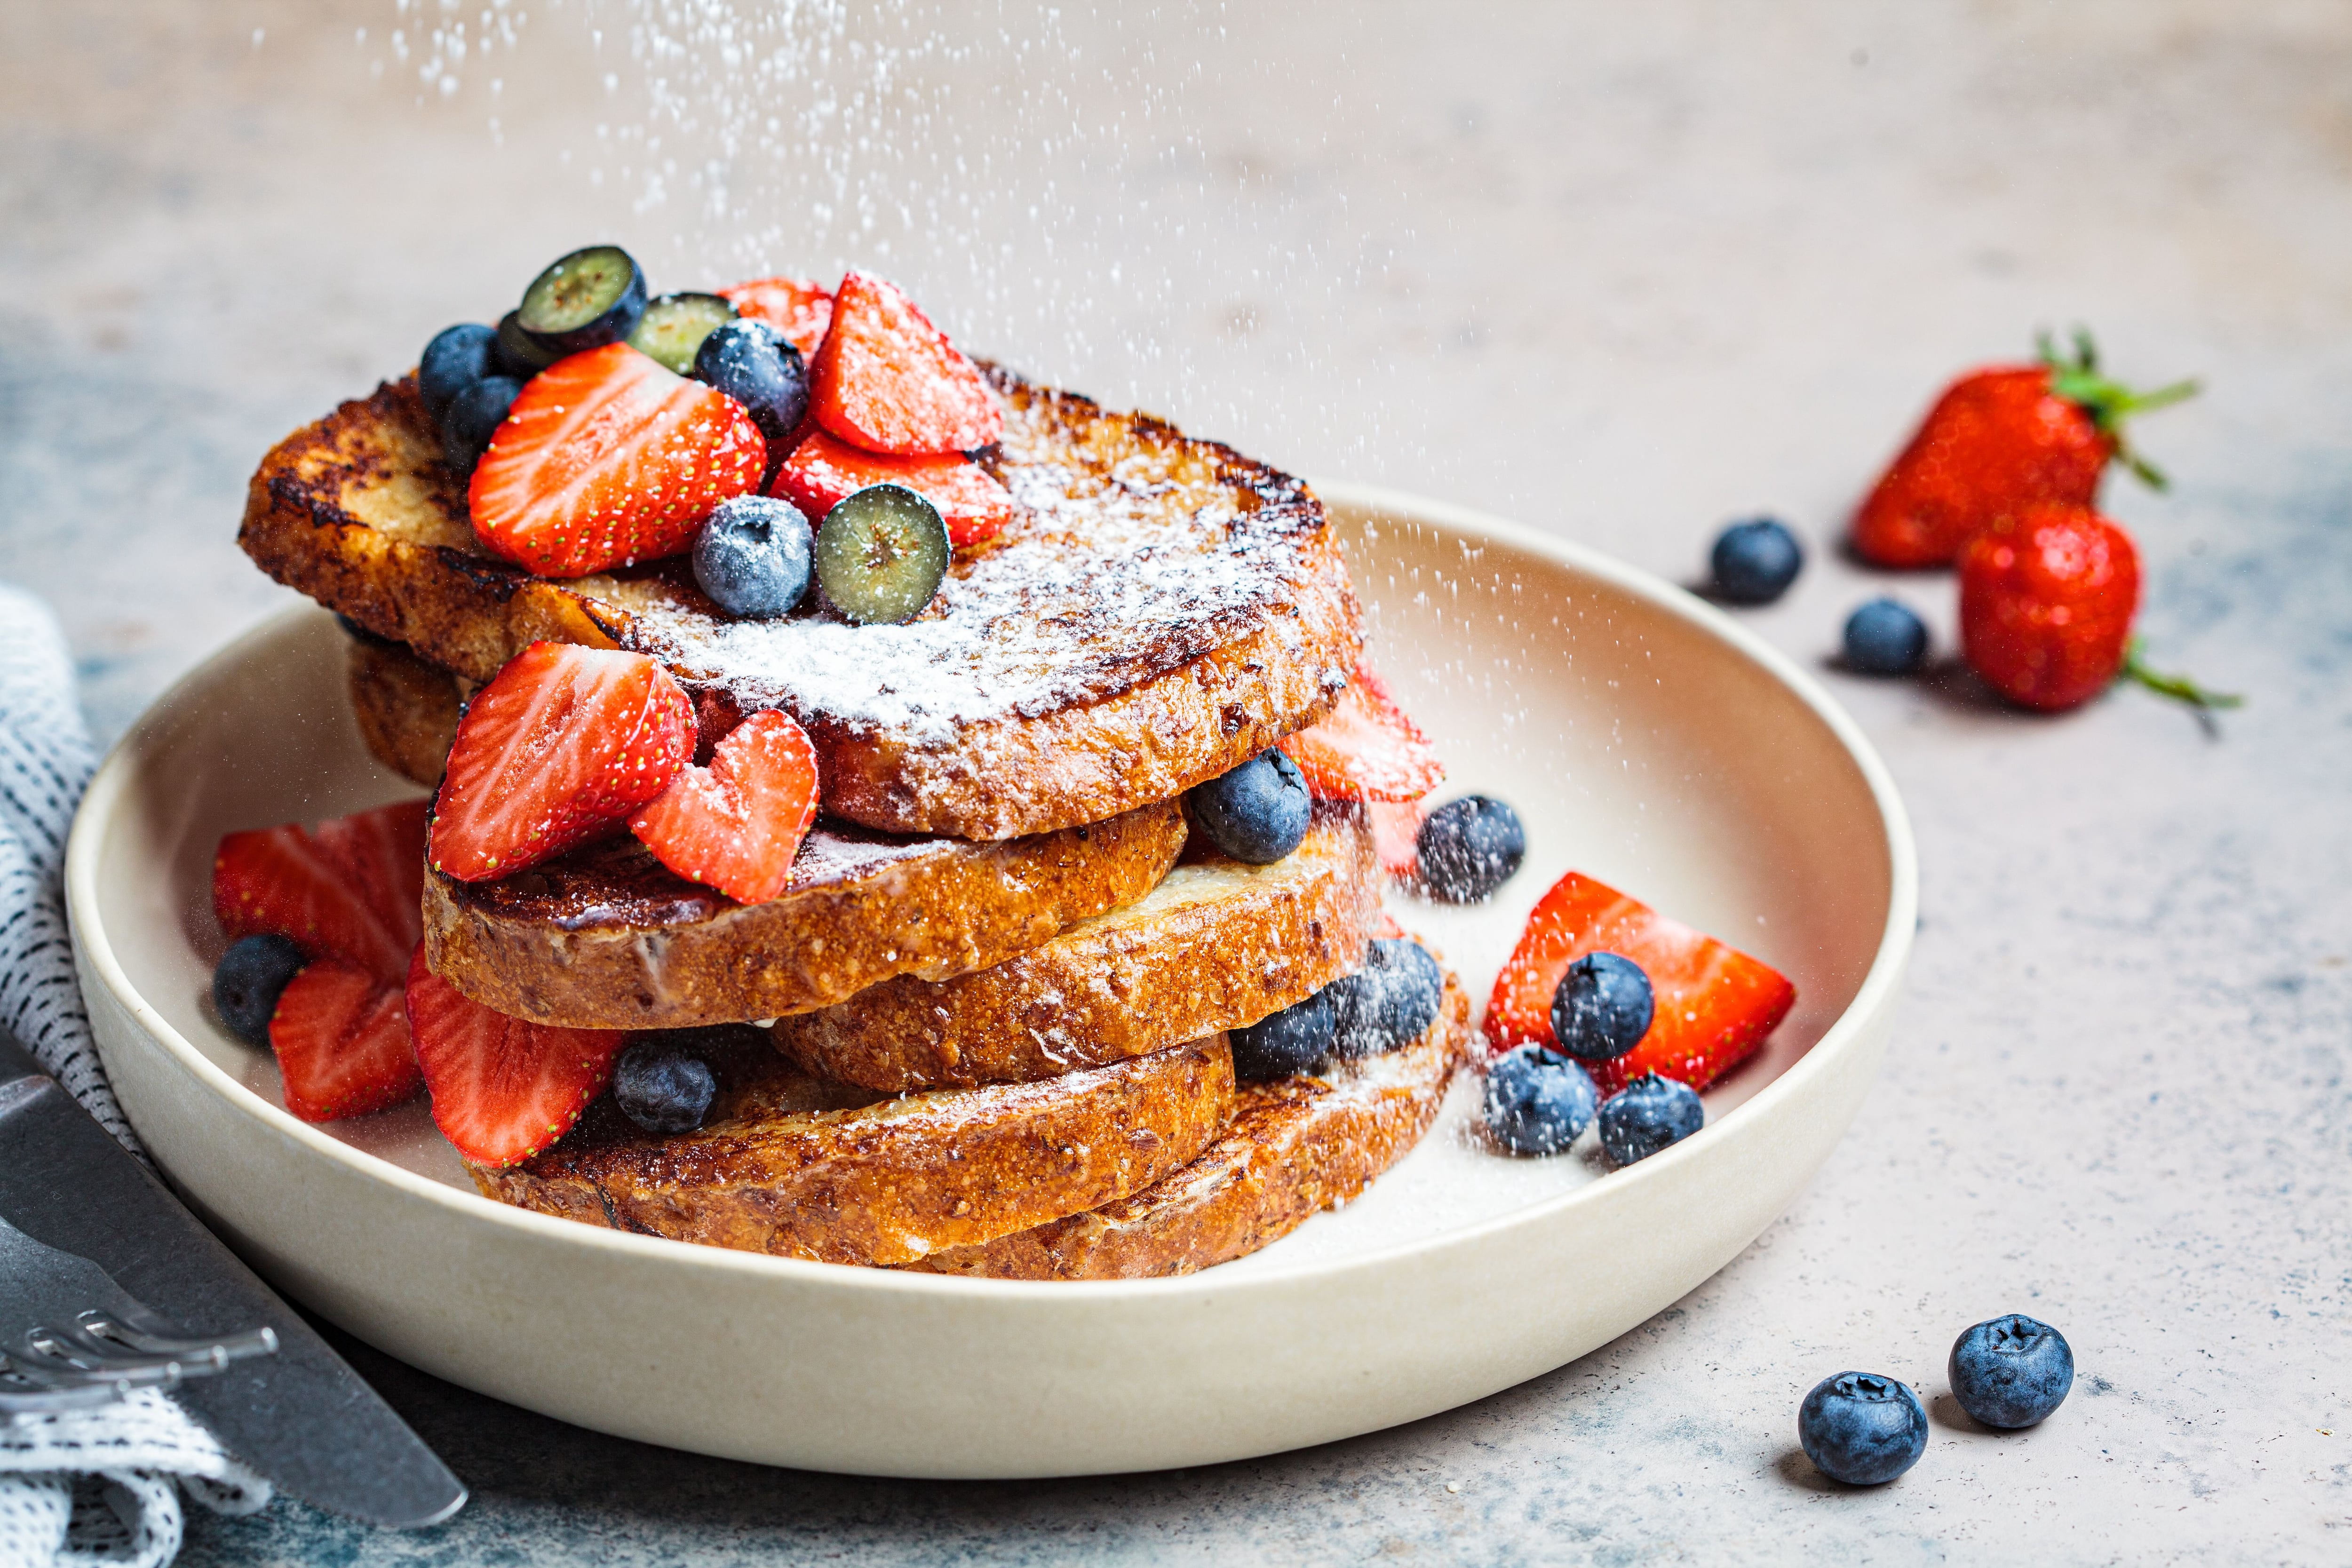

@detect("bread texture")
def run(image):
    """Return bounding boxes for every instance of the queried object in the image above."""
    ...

[773,803,1382,1090]
[472,1029,1236,1267]
[347,635,463,787]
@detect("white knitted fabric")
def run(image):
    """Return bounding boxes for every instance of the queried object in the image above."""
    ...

[0,587,273,1568]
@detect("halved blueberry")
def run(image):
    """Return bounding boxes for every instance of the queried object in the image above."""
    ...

[493,310,557,378]
[1549,951,1653,1062]
[418,323,499,422]
[694,495,812,620]
[814,485,952,626]
[1231,989,1337,1081]
[212,934,307,1047]
[440,375,523,475]
[1188,750,1310,865]
[516,244,648,357]
[628,292,739,375]
[1482,1044,1597,1155]
[1415,794,1525,902]
[1597,1071,1702,1165]
[1798,1372,1928,1485]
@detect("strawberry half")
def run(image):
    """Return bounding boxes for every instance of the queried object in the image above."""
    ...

[214,801,428,982]
[268,958,420,1122]
[405,946,625,1168]
[807,270,1003,456]
[629,710,820,905]
[1486,871,1795,1095]
[1279,666,1445,804]
[721,276,834,360]
[1366,797,1429,879]
[469,341,767,577]
[430,642,694,882]
[771,429,1017,548]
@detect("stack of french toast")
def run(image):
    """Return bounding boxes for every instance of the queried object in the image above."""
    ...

[228,257,1474,1278]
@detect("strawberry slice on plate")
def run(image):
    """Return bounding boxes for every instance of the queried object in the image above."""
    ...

[630,710,821,905]
[469,341,767,577]
[214,800,428,981]
[1366,797,1429,879]
[1279,665,1445,804]
[405,947,625,1168]
[721,276,834,359]
[1486,870,1796,1095]
[807,270,1003,456]
[269,958,419,1122]
[772,430,1017,548]
[430,642,694,883]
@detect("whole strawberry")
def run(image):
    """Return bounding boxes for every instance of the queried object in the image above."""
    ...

[1852,331,2196,568]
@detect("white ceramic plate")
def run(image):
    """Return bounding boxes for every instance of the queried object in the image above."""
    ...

[64,484,1915,1478]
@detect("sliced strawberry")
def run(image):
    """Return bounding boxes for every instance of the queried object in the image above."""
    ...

[1366,797,1428,879]
[1279,666,1445,804]
[469,341,767,577]
[430,642,694,882]
[721,276,834,359]
[807,270,1003,456]
[771,430,1017,548]
[1486,871,1796,1095]
[214,801,429,981]
[629,710,820,905]
[405,947,625,1167]
[269,958,420,1122]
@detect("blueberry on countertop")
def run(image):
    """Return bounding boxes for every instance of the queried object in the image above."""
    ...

[1949,1314,2074,1429]
[1843,597,1930,676]
[1596,1071,1702,1165]
[1710,517,1804,605]
[694,318,810,459]
[1329,937,1445,1058]
[1482,1044,1597,1155]
[1549,951,1654,1063]
[1415,794,1525,903]
[440,374,523,475]
[694,495,812,620]
[1798,1372,1929,1486]
[418,323,500,422]
[212,934,307,1047]
[1231,989,1337,1081]
[1188,749,1311,865]
[612,1036,719,1135]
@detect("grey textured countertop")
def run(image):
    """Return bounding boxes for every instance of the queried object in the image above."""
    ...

[5,2,2347,1562]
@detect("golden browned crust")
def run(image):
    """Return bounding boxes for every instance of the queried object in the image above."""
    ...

[347,636,463,788]
[772,804,1382,1090]
[473,1031,1237,1267]
[241,371,1360,840]
[421,799,1187,1030]
[908,950,1473,1280]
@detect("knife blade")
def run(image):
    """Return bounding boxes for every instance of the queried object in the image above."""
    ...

[0,1027,466,1528]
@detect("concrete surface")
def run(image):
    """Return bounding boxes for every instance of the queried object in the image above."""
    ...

[3,1,2347,1562]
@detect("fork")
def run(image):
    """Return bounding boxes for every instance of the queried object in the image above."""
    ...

[0,1211,277,1417]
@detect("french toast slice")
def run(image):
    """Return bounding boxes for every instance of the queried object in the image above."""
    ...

[909,943,1473,1279]
[472,1028,1236,1267]
[772,803,1382,1090]
[244,366,1361,840]
[347,635,464,787]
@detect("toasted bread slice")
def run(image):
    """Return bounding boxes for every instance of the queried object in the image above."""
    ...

[773,803,1382,1090]
[473,1029,1236,1267]
[244,368,1360,840]
[348,635,463,787]
[909,944,1473,1280]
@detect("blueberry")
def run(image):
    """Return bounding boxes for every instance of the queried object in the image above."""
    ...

[1414,795,1525,903]
[1188,750,1311,865]
[1949,1314,2074,1429]
[1710,517,1804,605]
[612,1036,719,1135]
[1798,1371,1929,1485]
[694,496,813,620]
[418,323,499,422]
[1231,989,1337,1081]
[1482,1044,1597,1155]
[1843,597,1930,676]
[693,319,810,462]
[812,484,952,626]
[212,934,307,1047]
[440,374,523,475]
[516,244,648,357]
[1328,938,1445,1059]
[1596,1071,1703,1165]
[1549,952,1653,1063]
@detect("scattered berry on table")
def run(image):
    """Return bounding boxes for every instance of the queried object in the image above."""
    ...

[268,957,419,1123]
[773,431,1016,549]
[1798,1372,1930,1485]
[811,483,953,626]
[1482,1044,1597,1155]
[211,933,308,1047]
[1709,517,1804,605]
[808,270,1003,455]
[406,946,625,1168]
[612,1037,719,1134]
[1949,1314,2074,1429]
[1596,1071,1702,1164]
[1842,598,1930,676]
[630,709,822,905]
[1329,937,1444,1058]
[1230,989,1337,1081]
[1549,951,1655,1063]
[1414,794,1524,902]
[439,374,523,476]
[1279,664,1445,804]
[693,495,812,620]
[694,318,810,470]
[628,291,739,375]
[418,323,499,422]
[1957,502,2139,711]
[1188,750,1311,865]
[516,244,649,358]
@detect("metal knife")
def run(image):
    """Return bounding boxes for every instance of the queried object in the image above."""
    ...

[0,1026,466,1528]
